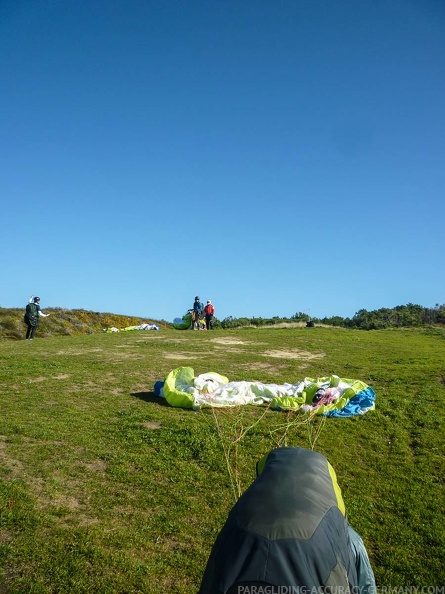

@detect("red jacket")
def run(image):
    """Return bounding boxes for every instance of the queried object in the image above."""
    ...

[204,304,215,315]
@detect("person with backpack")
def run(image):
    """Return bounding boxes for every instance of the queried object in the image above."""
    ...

[192,296,204,330]
[204,300,215,330]
[199,447,376,594]
[24,296,50,340]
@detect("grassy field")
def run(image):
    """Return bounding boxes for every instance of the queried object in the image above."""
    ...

[1,325,444,592]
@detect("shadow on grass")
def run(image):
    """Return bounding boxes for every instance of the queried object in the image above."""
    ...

[131,391,170,406]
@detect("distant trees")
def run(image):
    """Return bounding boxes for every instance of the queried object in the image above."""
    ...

[344,303,445,330]
[220,316,282,329]
[290,311,311,323]
[219,303,445,331]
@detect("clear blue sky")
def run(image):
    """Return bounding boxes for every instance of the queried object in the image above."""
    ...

[1,0,444,322]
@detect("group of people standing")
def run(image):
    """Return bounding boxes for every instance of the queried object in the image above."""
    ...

[23,294,215,337]
[192,296,215,330]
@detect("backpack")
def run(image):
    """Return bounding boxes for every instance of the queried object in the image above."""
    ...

[24,303,39,326]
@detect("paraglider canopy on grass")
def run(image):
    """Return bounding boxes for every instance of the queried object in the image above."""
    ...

[156,366,376,417]
[103,323,160,333]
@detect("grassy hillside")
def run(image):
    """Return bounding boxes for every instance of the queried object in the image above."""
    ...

[0,325,444,592]
[0,307,169,340]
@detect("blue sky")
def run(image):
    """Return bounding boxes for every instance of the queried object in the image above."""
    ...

[1,0,444,322]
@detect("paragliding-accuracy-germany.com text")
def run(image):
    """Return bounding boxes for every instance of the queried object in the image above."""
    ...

[232,585,445,594]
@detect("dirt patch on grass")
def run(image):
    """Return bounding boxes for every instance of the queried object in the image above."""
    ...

[55,348,103,355]
[164,352,200,360]
[111,352,145,360]
[52,494,81,510]
[109,387,125,395]
[28,375,70,382]
[0,439,24,477]
[237,362,285,372]
[26,374,71,384]
[262,349,325,360]
[213,347,248,354]
[0,529,12,544]
[81,459,107,473]
[141,421,162,430]
[211,337,252,345]
[77,514,101,527]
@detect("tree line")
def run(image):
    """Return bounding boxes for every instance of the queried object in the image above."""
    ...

[219,303,445,330]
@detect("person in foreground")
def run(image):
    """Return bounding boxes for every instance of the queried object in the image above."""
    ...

[199,446,376,594]
[24,296,50,340]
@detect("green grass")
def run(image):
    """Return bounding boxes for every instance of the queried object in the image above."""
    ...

[1,326,444,592]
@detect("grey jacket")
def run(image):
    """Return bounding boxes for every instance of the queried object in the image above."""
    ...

[199,447,359,593]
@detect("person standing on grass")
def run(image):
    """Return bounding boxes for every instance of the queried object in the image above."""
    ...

[192,296,204,330]
[204,300,215,330]
[24,296,50,340]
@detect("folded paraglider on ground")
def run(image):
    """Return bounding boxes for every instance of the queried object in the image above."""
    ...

[103,323,160,333]
[154,367,376,417]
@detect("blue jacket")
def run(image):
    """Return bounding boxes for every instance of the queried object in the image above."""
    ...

[193,300,203,313]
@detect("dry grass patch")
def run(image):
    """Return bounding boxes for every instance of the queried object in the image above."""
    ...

[210,337,252,345]
[0,444,24,477]
[109,352,146,360]
[212,347,247,354]
[82,459,108,472]
[141,421,162,430]
[164,352,203,359]
[237,362,286,372]
[262,348,325,360]
[55,348,103,356]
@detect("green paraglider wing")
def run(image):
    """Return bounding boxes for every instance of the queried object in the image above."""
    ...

[158,367,375,416]
[173,312,192,329]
